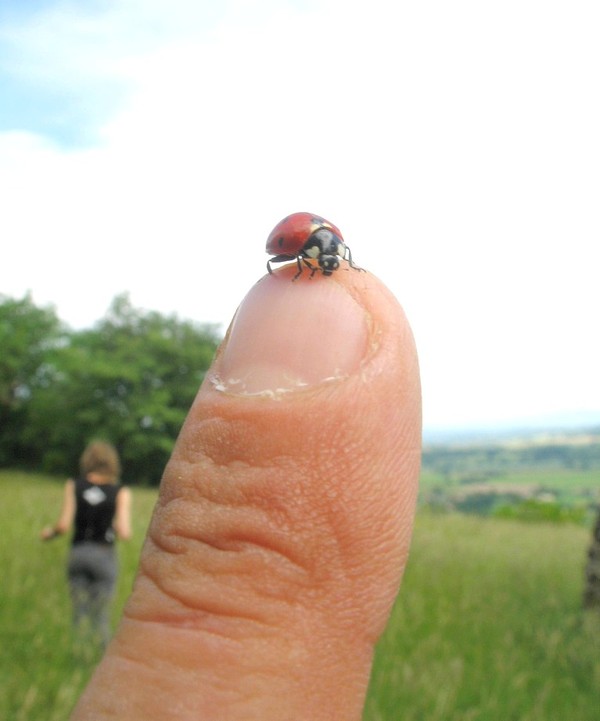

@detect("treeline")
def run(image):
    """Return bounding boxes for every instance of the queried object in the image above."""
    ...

[0,293,220,484]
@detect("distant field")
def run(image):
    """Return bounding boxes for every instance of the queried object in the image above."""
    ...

[420,466,600,493]
[2,470,599,720]
[419,466,600,513]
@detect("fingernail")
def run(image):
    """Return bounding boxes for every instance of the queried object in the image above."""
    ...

[211,274,368,396]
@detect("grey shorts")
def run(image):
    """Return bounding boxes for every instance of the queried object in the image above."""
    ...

[67,542,117,597]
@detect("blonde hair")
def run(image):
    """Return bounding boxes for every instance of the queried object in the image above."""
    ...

[79,441,121,483]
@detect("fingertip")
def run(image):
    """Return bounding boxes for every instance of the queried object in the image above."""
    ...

[211,268,369,396]
[208,264,420,411]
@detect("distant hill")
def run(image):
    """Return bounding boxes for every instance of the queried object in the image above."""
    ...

[419,423,600,517]
[423,417,600,447]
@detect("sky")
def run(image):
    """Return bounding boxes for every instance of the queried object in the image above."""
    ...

[1,0,599,432]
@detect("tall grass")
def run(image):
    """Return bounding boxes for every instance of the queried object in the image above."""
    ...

[2,471,599,720]
[1,471,156,721]
[365,513,600,720]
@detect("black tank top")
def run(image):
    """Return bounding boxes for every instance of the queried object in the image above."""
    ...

[72,477,121,545]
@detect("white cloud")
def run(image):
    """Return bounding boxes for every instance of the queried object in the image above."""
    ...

[1,0,599,427]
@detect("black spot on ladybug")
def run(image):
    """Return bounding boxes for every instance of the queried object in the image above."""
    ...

[278,236,284,248]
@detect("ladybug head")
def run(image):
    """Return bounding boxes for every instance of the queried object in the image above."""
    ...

[305,227,347,275]
[317,254,341,276]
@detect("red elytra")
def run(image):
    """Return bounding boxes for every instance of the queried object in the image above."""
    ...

[266,212,361,279]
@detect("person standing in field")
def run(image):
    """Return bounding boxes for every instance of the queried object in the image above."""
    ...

[41,440,132,648]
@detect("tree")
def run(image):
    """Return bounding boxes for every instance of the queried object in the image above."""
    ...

[3,293,220,484]
[0,294,64,464]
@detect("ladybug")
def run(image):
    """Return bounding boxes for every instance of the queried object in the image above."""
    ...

[266,212,362,279]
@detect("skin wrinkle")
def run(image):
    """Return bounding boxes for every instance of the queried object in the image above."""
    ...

[122,607,261,642]
[136,553,271,625]
[141,436,390,644]
[140,532,302,624]
[151,494,313,578]
[167,426,349,559]
[160,451,319,540]
[124,575,288,650]
[123,616,260,670]
[176,416,260,469]
[136,471,345,630]
[107,623,255,719]
[122,570,358,718]
[100,639,207,721]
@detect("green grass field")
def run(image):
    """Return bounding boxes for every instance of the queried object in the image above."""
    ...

[2,470,599,720]
[419,466,600,499]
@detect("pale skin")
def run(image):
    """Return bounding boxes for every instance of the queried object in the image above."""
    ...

[70,265,422,721]
[41,473,132,542]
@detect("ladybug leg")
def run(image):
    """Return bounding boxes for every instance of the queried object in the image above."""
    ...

[345,245,365,272]
[292,257,318,281]
[267,254,295,274]
[268,253,320,280]
[292,256,304,280]
[293,256,311,280]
